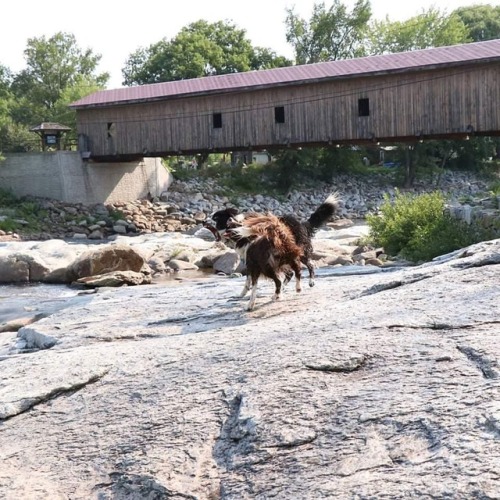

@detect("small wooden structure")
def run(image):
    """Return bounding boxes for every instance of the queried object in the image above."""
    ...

[70,39,500,161]
[30,122,71,151]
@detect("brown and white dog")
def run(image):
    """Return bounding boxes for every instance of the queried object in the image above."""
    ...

[232,213,304,310]
[206,193,340,288]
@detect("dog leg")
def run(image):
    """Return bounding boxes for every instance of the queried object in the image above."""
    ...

[291,262,302,293]
[247,282,258,310]
[307,262,315,287]
[282,268,293,288]
[240,275,251,297]
[271,275,282,301]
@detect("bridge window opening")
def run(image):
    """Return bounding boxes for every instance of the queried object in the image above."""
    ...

[358,98,370,117]
[213,113,222,129]
[107,122,116,138]
[275,106,285,124]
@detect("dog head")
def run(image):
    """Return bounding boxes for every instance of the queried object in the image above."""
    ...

[210,207,240,231]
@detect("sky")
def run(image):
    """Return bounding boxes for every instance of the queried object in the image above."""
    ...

[2,0,499,89]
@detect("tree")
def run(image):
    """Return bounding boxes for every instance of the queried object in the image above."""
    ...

[285,0,372,64]
[367,7,470,55]
[454,5,500,42]
[122,20,291,86]
[0,64,13,128]
[11,32,108,125]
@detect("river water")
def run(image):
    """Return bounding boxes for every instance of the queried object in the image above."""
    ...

[0,223,372,326]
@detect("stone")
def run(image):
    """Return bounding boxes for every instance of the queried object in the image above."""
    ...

[70,244,148,280]
[167,259,199,271]
[112,224,127,234]
[76,270,152,287]
[0,238,498,498]
[213,252,241,275]
[0,256,30,283]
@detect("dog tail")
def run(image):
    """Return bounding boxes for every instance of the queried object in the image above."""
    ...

[307,192,340,231]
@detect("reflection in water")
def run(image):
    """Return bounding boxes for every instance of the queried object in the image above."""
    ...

[0,269,222,324]
[0,283,85,323]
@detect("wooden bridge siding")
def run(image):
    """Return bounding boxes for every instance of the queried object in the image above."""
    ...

[76,63,500,157]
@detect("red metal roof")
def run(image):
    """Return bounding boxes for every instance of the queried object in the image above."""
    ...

[70,39,500,109]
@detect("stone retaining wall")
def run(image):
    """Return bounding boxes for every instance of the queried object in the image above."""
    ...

[0,152,172,204]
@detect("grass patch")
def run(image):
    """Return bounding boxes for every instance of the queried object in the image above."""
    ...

[0,188,47,233]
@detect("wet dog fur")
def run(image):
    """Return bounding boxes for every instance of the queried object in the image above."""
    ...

[232,213,304,310]
[208,193,339,288]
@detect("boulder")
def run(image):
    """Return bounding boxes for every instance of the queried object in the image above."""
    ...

[70,244,148,280]
[213,252,241,275]
[0,256,30,283]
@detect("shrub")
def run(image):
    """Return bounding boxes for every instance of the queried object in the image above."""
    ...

[366,190,494,262]
[0,189,47,233]
[0,217,19,232]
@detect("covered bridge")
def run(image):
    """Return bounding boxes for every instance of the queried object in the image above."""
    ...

[70,39,500,161]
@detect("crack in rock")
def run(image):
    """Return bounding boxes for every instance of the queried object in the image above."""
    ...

[358,274,430,297]
[387,320,500,331]
[303,353,367,373]
[213,393,260,473]
[0,369,110,420]
[457,345,499,379]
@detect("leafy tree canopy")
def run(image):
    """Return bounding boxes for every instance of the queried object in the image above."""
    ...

[1,33,108,151]
[285,0,372,64]
[0,65,13,126]
[122,20,291,86]
[11,32,108,124]
[453,4,500,42]
[367,7,470,54]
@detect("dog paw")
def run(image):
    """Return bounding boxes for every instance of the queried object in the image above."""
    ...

[272,293,281,301]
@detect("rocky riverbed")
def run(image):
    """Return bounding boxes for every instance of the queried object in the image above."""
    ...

[0,237,499,498]
[0,170,496,242]
[0,170,499,498]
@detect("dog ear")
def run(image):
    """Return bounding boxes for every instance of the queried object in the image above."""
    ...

[227,207,239,217]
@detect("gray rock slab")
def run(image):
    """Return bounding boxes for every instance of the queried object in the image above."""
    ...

[0,239,498,499]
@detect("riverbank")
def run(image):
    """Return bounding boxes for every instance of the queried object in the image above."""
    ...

[0,237,498,498]
[0,169,496,242]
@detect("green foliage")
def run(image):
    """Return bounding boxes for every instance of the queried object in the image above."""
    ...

[366,190,494,262]
[488,180,500,197]
[285,0,372,64]
[122,20,291,86]
[1,33,107,152]
[172,147,371,196]
[367,7,470,54]
[172,159,283,197]
[108,208,126,222]
[446,137,497,172]
[0,218,19,233]
[0,188,47,233]
[0,120,39,152]
[0,188,18,206]
[453,5,500,42]
[11,32,108,120]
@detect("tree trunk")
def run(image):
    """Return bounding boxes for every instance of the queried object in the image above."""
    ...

[403,146,416,188]
[196,152,210,169]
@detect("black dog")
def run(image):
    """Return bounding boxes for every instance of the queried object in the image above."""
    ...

[232,213,304,310]
[206,193,340,287]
